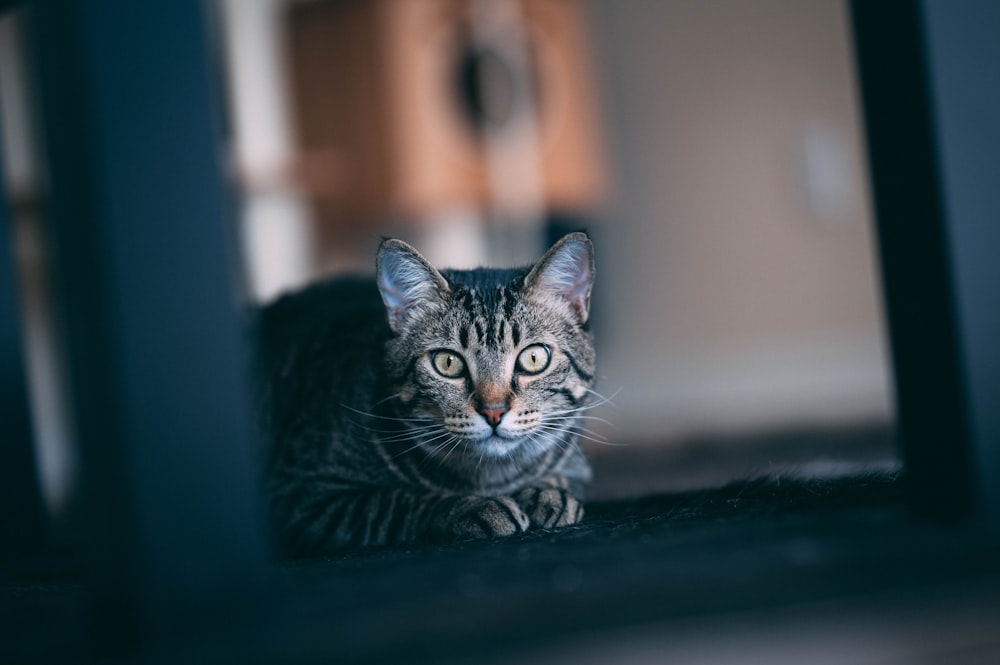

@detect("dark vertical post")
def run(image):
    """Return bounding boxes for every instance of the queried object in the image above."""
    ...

[0,114,47,561]
[918,0,1000,524]
[28,0,272,658]
[850,0,1000,522]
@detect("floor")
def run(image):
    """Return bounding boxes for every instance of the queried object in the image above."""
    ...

[3,428,999,664]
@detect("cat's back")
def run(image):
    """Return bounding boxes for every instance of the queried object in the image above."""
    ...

[255,275,390,432]
[257,275,386,353]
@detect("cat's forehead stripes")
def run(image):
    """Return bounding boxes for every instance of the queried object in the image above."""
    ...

[448,281,522,351]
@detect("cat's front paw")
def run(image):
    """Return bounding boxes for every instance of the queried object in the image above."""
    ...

[515,487,584,529]
[445,496,530,540]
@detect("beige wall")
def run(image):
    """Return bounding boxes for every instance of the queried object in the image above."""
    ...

[584,0,893,441]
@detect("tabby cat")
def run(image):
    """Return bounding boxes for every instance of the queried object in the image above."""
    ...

[256,232,597,554]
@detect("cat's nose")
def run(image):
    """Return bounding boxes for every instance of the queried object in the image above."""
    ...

[478,404,509,428]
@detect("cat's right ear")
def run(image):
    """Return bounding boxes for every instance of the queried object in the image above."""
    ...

[524,232,595,325]
[376,239,450,333]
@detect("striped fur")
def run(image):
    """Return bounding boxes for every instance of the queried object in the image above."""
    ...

[256,233,597,554]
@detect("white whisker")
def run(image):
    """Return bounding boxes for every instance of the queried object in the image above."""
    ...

[390,429,453,457]
[366,423,441,438]
[544,414,618,429]
[528,429,572,458]
[340,403,436,424]
[545,388,621,418]
[585,386,623,407]
[373,393,403,407]
[353,421,441,437]
[435,436,465,468]
[536,421,626,447]
[544,426,610,445]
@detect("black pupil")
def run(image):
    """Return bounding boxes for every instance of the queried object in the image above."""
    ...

[523,348,544,371]
[438,353,459,374]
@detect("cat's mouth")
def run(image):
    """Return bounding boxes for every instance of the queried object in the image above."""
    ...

[438,414,540,457]
[450,424,530,454]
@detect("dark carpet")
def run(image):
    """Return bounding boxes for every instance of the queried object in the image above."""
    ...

[4,470,1000,664]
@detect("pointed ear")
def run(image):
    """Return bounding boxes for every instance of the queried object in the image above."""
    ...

[376,239,450,333]
[524,232,595,324]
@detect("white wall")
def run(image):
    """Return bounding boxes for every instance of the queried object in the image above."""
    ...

[583,0,893,441]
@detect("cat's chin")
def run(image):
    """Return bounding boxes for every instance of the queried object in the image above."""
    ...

[473,434,527,458]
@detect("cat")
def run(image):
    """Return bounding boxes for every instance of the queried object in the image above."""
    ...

[255,232,598,554]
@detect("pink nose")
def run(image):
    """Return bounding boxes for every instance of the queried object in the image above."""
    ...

[479,405,508,428]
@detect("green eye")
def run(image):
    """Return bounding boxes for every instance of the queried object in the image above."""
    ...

[516,344,551,375]
[431,350,466,378]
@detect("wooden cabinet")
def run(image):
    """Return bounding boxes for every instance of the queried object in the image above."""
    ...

[286,0,606,230]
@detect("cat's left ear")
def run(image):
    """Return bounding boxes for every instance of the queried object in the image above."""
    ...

[376,238,450,333]
[524,232,595,324]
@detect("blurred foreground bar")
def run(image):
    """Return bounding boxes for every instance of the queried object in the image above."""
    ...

[28,0,272,659]
[0,115,47,561]
[851,0,1000,523]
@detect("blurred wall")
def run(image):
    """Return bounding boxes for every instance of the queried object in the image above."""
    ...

[222,0,894,444]
[584,0,892,441]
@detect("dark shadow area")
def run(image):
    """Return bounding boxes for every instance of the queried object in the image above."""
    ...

[5,468,1000,664]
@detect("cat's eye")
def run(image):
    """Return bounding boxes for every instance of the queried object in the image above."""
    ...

[516,344,551,375]
[431,350,466,378]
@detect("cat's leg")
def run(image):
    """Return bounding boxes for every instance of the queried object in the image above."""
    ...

[512,477,585,529]
[435,494,531,541]
[276,487,531,553]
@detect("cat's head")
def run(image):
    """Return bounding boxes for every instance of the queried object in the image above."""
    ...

[375,233,596,461]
